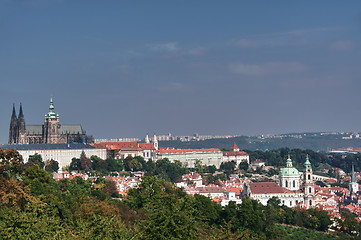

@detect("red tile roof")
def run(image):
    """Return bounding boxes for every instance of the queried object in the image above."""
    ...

[92,142,142,151]
[158,148,221,154]
[139,143,156,150]
[223,151,249,157]
[231,143,239,150]
[249,182,288,194]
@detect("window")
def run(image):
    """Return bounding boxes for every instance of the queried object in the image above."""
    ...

[308,175,310,180]
[309,187,312,193]
[309,200,312,206]
[285,181,288,188]
[293,180,295,188]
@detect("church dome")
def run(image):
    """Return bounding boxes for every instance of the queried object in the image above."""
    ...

[279,167,300,176]
[279,156,300,176]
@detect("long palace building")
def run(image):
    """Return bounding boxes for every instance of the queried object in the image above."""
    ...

[9,98,92,144]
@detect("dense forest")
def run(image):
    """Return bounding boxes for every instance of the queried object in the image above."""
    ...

[0,147,360,239]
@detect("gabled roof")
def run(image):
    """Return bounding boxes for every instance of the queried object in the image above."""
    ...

[249,182,289,194]
[139,143,155,150]
[223,151,249,157]
[92,142,141,151]
[231,143,239,150]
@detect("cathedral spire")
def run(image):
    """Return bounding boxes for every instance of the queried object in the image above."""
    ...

[304,154,311,169]
[11,104,17,118]
[19,103,24,118]
[45,97,59,119]
[351,163,356,183]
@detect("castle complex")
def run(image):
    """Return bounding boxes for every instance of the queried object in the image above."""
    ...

[9,98,91,144]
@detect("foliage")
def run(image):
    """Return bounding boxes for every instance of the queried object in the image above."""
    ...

[26,153,45,169]
[45,159,59,173]
[0,148,24,178]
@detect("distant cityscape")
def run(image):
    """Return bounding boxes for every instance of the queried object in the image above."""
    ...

[3,99,361,237]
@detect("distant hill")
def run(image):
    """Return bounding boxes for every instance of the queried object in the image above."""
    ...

[159,133,361,152]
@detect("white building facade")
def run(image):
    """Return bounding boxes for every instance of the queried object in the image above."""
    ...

[157,148,223,168]
[1,143,107,169]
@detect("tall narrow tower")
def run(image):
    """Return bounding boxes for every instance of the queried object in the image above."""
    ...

[152,134,158,150]
[145,134,150,143]
[17,103,27,144]
[8,104,18,144]
[303,155,314,208]
[349,164,359,199]
[43,97,60,144]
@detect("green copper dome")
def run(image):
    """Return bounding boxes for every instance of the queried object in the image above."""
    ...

[279,167,300,176]
[279,156,300,176]
[45,97,59,119]
[304,155,311,169]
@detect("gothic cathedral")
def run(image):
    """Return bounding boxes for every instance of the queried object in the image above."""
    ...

[9,98,91,145]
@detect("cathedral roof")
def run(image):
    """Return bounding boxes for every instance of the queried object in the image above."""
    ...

[26,124,84,135]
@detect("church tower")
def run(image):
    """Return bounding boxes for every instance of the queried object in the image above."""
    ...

[152,134,158,150]
[145,134,150,143]
[17,103,27,144]
[303,155,315,208]
[43,97,60,144]
[349,164,359,199]
[8,104,18,144]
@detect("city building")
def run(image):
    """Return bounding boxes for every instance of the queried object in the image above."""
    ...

[279,155,301,191]
[156,148,223,168]
[92,137,158,161]
[242,182,304,207]
[242,156,315,208]
[0,143,106,169]
[9,98,91,145]
[222,143,250,166]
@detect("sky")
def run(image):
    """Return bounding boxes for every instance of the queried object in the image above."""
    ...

[1,1,361,144]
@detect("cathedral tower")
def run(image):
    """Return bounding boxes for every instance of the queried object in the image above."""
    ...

[43,97,60,144]
[17,103,27,144]
[8,104,18,144]
[303,155,315,208]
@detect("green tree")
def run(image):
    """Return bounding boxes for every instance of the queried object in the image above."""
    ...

[44,159,59,173]
[0,148,24,178]
[26,153,45,169]
[220,161,236,176]
[80,151,91,171]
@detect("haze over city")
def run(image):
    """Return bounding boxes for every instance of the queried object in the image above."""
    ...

[1,1,361,144]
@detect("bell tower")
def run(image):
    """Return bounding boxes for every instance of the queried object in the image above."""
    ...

[303,155,314,208]
[8,104,18,144]
[17,103,27,144]
[43,97,60,144]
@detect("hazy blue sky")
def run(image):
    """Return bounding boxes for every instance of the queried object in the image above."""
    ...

[1,1,361,144]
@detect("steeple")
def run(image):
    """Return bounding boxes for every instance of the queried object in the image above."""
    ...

[11,104,17,119]
[152,133,158,150]
[351,164,356,183]
[19,103,24,118]
[45,97,59,119]
[304,154,311,169]
[9,104,18,144]
[145,134,150,143]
